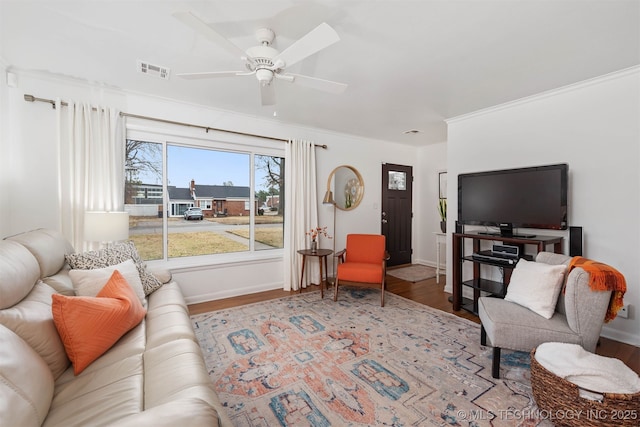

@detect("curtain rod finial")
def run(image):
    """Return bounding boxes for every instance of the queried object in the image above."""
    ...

[24,94,56,109]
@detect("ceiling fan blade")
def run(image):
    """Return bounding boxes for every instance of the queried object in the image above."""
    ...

[274,22,340,68]
[286,73,347,94]
[177,71,247,79]
[260,84,276,106]
[173,11,248,60]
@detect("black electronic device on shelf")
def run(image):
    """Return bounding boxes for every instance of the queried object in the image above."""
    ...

[491,244,519,258]
[457,163,568,238]
[471,251,518,265]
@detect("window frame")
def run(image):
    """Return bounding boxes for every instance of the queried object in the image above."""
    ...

[126,124,286,269]
[201,199,213,210]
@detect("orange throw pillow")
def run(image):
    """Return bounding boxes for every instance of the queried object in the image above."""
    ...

[52,270,146,375]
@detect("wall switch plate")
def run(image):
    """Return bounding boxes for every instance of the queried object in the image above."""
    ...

[6,71,17,88]
[618,304,629,319]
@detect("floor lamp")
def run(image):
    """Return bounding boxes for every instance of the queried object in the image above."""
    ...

[322,189,337,286]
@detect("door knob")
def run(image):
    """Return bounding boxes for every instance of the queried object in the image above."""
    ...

[382,219,388,224]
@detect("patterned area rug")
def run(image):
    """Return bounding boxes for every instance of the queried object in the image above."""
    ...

[192,289,541,426]
[387,264,437,282]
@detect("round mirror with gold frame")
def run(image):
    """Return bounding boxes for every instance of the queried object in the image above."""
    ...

[325,165,364,211]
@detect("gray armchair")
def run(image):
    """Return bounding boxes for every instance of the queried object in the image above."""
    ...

[478,252,612,379]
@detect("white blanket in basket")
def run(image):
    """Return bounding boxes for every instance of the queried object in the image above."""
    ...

[536,342,640,395]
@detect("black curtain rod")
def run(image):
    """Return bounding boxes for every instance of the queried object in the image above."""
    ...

[23,94,327,149]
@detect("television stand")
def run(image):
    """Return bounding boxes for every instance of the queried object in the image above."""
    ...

[477,231,537,239]
[451,232,564,314]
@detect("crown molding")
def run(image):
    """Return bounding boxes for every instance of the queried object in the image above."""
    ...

[446,65,640,124]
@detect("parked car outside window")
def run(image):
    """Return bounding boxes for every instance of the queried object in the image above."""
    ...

[184,207,204,220]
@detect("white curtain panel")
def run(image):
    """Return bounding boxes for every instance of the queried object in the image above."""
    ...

[283,139,319,291]
[56,100,124,250]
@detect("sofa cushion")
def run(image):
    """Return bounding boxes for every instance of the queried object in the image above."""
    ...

[0,240,40,309]
[146,265,173,285]
[112,398,221,427]
[52,270,147,374]
[45,354,144,427]
[70,259,146,304]
[65,241,163,295]
[6,228,74,278]
[42,266,76,296]
[504,258,566,319]
[146,305,197,349]
[0,282,70,379]
[147,281,188,313]
[143,339,231,425]
[54,321,146,388]
[143,338,219,408]
[0,324,55,427]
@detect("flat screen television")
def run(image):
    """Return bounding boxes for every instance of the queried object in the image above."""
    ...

[457,163,568,237]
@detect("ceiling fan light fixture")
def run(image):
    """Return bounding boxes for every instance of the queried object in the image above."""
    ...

[256,69,274,85]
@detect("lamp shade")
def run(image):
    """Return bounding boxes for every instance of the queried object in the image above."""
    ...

[322,190,335,205]
[84,211,129,242]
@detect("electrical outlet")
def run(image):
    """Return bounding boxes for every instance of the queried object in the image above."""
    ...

[618,304,629,319]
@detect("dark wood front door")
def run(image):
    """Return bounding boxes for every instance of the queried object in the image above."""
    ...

[382,163,413,266]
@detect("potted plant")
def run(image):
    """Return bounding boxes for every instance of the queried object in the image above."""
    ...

[438,198,447,233]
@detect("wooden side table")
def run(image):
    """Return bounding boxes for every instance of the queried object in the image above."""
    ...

[297,249,333,298]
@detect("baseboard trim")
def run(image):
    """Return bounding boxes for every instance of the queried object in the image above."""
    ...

[184,282,283,305]
[600,326,640,347]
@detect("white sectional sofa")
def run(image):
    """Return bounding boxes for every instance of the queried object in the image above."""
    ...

[0,228,232,427]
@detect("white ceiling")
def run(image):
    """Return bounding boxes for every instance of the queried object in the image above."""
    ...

[1,1,638,146]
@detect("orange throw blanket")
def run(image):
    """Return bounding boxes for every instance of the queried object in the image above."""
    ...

[567,256,626,322]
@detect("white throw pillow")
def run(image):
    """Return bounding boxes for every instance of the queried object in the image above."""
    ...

[504,258,566,319]
[69,259,146,304]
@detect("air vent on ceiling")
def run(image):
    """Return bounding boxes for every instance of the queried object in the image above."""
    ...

[137,60,170,80]
[403,129,421,135]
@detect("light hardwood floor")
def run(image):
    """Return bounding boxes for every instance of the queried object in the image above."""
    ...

[188,271,640,375]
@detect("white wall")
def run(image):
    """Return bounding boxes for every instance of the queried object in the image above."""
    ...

[315,135,418,265]
[2,72,129,236]
[0,63,9,234]
[414,142,447,268]
[446,67,640,345]
[1,70,429,304]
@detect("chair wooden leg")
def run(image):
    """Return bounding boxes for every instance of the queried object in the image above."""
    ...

[380,280,385,307]
[480,325,487,346]
[492,347,501,379]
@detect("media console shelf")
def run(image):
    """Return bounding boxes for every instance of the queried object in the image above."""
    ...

[452,232,564,315]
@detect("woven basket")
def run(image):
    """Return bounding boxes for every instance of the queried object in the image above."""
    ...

[530,348,640,427]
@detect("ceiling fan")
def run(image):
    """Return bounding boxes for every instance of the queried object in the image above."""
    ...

[173,11,348,106]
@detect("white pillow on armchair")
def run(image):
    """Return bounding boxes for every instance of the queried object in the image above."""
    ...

[504,258,567,319]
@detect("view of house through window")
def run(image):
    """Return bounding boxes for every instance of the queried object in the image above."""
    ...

[125,139,284,261]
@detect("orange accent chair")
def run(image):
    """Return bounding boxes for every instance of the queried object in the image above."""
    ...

[333,234,390,306]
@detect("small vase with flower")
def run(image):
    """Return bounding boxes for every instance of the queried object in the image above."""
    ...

[306,226,332,253]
